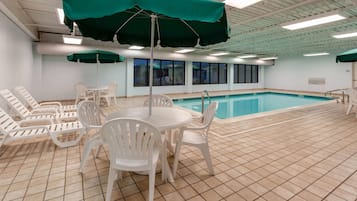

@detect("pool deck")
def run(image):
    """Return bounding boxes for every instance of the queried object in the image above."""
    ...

[1,90,357,201]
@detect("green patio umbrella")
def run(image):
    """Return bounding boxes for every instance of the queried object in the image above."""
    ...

[67,50,125,86]
[336,48,357,63]
[63,0,229,115]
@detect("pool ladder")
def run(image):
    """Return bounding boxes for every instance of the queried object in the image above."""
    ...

[201,90,212,113]
[324,88,349,103]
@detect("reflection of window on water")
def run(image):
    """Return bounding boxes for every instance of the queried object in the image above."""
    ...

[193,62,227,85]
[134,58,185,87]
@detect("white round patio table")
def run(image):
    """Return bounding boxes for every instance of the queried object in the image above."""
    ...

[107,107,192,131]
[106,106,192,182]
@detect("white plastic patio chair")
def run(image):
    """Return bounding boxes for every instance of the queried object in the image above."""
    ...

[346,88,357,116]
[101,118,163,201]
[143,94,174,107]
[77,101,106,172]
[99,82,117,106]
[0,89,77,123]
[14,86,77,112]
[0,106,84,148]
[75,83,95,105]
[173,101,218,177]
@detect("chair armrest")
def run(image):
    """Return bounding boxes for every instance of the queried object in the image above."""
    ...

[31,107,58,114]
[182,124,207,131]
[18,118,53,126]
[39,101,62,107]
[13,125,50,133]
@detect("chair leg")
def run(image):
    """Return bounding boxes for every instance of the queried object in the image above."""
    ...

[75,96,79,105]
[105,97,110,106]
[105,168,117,201]
[173,132,183,178]
[200,144,214,175]
[148,166,157,201]
[347,104,353,115]
[95,145,103,158]
[80,139,93,173]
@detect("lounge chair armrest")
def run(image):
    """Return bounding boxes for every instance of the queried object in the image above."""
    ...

[40,101,62,107]
[182,124,208,131]
[18,118,53,126]
[31,107,58,114]
[12,126,50,134]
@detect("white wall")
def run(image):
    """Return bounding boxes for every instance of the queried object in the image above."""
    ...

[40,55,127,100]
[265,55,352,92]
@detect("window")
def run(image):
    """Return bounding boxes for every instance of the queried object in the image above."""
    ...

[134,59,185,86]
[192,62,227,84]
[233,64,259,83]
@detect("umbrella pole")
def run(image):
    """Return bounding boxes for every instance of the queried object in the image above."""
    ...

[96,53,99,87]
[149,15,156,116]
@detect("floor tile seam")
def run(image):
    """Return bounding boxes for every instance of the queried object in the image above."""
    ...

[321,167,357,200]
[236,131,357,198]
[211,108,341,138]
[22,143,48,200]
[255,137,357,201]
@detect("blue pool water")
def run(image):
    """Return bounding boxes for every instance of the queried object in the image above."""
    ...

[173,92,332,119]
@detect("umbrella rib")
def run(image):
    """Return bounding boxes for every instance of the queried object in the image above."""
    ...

[114,9,144,34]
[180,19,200,42]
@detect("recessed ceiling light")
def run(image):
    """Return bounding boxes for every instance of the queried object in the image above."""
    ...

[282,14,345,30]
[175,49,195,54]
[238,54,257,59]
[303,52,330,57]
[224,0,262,9]
[210,52,230,56]
[56,8,64,25]
[333,31,357,39]
[63,35,82,45]
[260,57,278,60]
[128,46,144,50]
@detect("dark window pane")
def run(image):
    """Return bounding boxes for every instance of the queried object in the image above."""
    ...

[192,62,200,84]
[174,61,185,85]
[153,60,161,86]
[252,65,258,83]
[210,63,219,84]
[219,64,227,84]
[201,63,209,84]
[134,59,148,86]
[245,65,252,83]
[238,65,245,83]
[161,60,173,85]
[233,65,238,83]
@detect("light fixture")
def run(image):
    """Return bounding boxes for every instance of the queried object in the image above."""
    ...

[260,56,278,60]
[210,52,230,56]
[128,46,144,50]
[175,49,195,54]
[282,13,345,30]
[238,54,257,59]
[224,0,262,9]
[56,8,64,25]
[333,31,357,39]
[257,60,265,64]
[63,35,82,45]
[303,52,330,57]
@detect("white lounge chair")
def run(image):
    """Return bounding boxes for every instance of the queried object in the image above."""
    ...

[0,89,77,123]
[14,86,77,112]
[143,94,174,107]
[0,106,84,148]
[173,102,218,177]
[77,101,106,172]
[346,88,357,116]
[75,83,95,105]
[101,118,162,201]
[99,82,117,106]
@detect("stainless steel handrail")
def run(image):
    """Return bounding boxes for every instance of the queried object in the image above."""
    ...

[201,90,212,113]
[324,88,349,103]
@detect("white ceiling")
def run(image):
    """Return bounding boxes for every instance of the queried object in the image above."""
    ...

[2,0,357,57]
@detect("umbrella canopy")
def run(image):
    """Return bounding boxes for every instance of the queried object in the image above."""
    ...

[336,48,357,63]
[67,50,125,87]
[67,50,125,63]
[63,0,230,115]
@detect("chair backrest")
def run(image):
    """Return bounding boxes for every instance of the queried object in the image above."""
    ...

[75,83,89,97]
[201,102,218,135]
[107,82,117,96]
[101,118,162,168]
[14,86,40,109]
[77,101,105,128]
[143,95,173,107]
[0,89,32,119]
[0,106,20,146]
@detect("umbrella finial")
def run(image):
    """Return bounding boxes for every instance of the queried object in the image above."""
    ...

[195,38,201,47]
